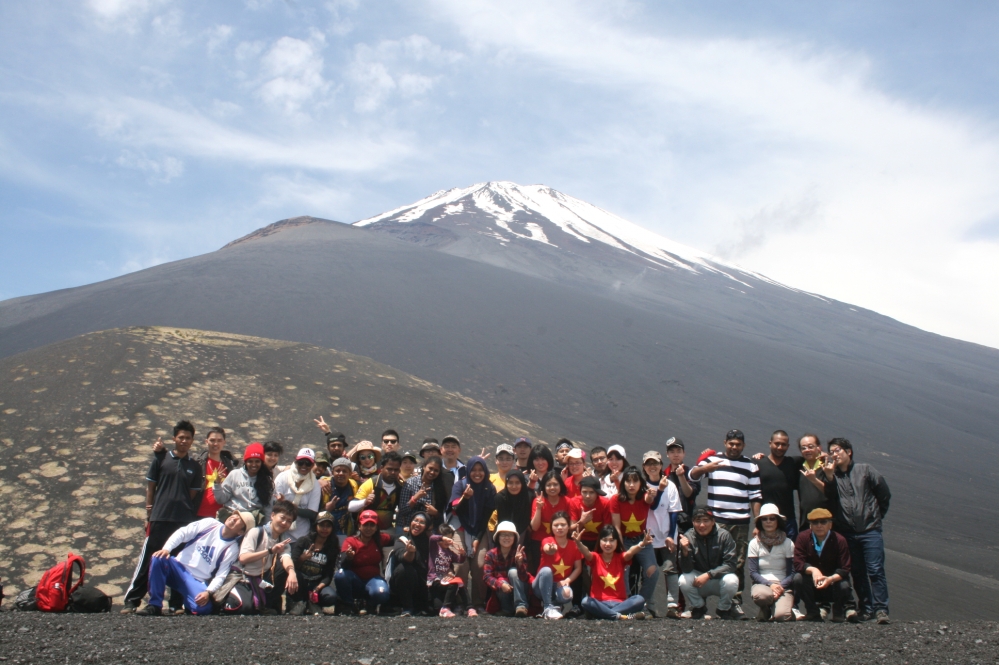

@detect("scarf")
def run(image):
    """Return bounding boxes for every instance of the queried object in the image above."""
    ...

[281,466,315,499]
[758,528,787,550]
[450,457,496,537]
[408,511,431,567]
[496,469,532,535]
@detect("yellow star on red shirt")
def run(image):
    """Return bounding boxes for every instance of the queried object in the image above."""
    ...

[543,521,552,534]
[621,512,643,534]
[552,559,570,577]
[600,573,620,589]
[584,519,601,534]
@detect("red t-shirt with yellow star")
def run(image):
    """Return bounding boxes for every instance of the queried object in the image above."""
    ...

[588,551,627,602]
[539,537,582,582]
[609,495,650,538]
[531,496,572,542]
[197,458,227,518]
[569,495,612,544]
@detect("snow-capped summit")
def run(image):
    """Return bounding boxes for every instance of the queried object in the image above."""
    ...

[355,181,764,286]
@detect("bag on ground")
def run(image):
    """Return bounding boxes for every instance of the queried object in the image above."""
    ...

[68,586,112,613]
[35,552,86,612]
[15,587,38,611]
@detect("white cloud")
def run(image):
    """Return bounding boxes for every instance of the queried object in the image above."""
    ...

[348,35,463,112]
[258,36,331,115]
[115,150,184,183]
[207,25,234,54]
[86,0,167,32]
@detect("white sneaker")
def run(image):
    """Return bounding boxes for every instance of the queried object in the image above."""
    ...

[543,606,563,620]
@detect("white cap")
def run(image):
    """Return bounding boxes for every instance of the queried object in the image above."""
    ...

[607,444,626,458]
[495,443,515,456]
[566,448,585,460]
[295,448,316,462]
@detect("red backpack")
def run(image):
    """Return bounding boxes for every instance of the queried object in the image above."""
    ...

[36,553,85,612]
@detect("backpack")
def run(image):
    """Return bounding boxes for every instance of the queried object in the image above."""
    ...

[67,586,112,613]
[15,587,37,611]
[35,553,85,612]
[220,582,255,615]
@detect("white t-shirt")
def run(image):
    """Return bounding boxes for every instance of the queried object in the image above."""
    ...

[646,479,683,548]
[162,518,242,592]
[747,537,795,582]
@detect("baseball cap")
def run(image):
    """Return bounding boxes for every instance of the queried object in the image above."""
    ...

[401,451,418,462]
[691,507,713,521]
[513,437,532,448]
[578,476,605,496]
[314,450,331,465]
[326,430,346,443]
[420,440,442,454]
[359,509,379,525]
[295,448,316,462]
[565,448,585,460]
[725,429,745,442]
[665,437,684,451]
[441,435,461,446]
[642,450,663,464]
[495,443,515,456]
[606,444,626,458]
[315,511,336,525]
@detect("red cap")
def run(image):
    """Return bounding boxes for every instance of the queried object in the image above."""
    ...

[244,443,264,462]
[697,448,717,465]
[359,510,379,525]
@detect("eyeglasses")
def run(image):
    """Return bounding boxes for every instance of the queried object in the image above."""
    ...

[358,453,375,460]
[760,516,778,522]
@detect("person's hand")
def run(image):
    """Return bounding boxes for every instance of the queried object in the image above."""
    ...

[529,469,539,486]
[810,569,825,586]
[314,416,331,434]
[426,504,439,517]
[152,436,165,453]
[646,485,659,498]
[801,467,817,482]
[472,539,480,552]
[751,453,765,460]
[514,545,526,564]
[440,537,453,549]
[582,467,594,477]
[194,591,211,607]
[674,463,687,477]
[658,476,669,491]
[665,537,675,553]
[343,545,356,559]
[319,477,331,493]
[693,572,710,588]
[286,570,299,594]
[571,527,584,542]
[578,509,594,525]
[310,590,320,604]
[752,527,759,538]
[478,447,491,460]
[364,493,375,506]
[405,539,416,555]
[535,495,545,508]
[699,460,724,474]
[679,535,690,555]
[770,582,785,600]
[501,582,513,594]
[300,544,316,561]
[350,471,361,483]
[641,531,654,548]
[275,493,285,502]
[462,484,474,500]
[559,578,571,588]
[815,576,832,590]
[272,538,292,556]
[543,541,557,555]
[414,487,428,501]
[151,549,171,559]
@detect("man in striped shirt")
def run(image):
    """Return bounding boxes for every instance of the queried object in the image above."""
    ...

[688,429,762,617]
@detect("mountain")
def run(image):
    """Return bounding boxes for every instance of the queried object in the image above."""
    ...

[0,326,556,598]
[1,182,998,617]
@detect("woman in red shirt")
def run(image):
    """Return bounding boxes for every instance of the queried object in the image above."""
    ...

[333,509,392,614]
[575,524,652,620]
[529,471,571,573]
[533,511,583,619]
[610,466,660,613]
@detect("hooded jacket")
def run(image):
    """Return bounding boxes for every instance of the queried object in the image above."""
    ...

[824,462,891,534]
[679,524,738,578]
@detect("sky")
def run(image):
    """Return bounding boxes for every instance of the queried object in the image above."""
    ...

[2,1,999,348]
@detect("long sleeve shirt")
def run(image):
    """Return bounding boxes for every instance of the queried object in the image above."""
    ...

[162,518,242,593]
[679,525,738,578]
[793,529,851,580]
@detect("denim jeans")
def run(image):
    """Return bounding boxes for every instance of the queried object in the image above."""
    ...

[531,566,573,610]
[333,569,391,606]
[784,515,799,541]
[494,569,528,613]
[581,594,646,619]
[679,571,740,611]
[623,537,660,611]
[844,528,889,615]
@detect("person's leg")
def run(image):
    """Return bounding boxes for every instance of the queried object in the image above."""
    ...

[609,594,646,617]
[726,524,749,602]
[858,529,889,615]
[334,569,360,606]
[635,544,659,612]
[751,583,775,610]
[430,580,447,612]
[532,566,555,608]
[508,569,528,610]
[123,521,180,608]
[145,556,173,609]
[171,565,212,616]
[525,539,541,574]
[365,577,391,607]
[495,588,514,614]
[793,573,819,617]
[678,571,706,608]
[785,515,799,541]
[581,595,618,620]
[318,586,337,607]
[391,563,415,612]
[553,581,573,608]
[831,579,853,619]
[662,555,680,609]
[845,533,873,616]
[470,534,489,609]
[442,583,458,610]
[773,590,795,621]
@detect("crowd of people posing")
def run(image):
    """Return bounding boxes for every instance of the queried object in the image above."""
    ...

[119,419,892,625]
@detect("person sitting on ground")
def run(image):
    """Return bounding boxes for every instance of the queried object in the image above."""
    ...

[350,440,382,481]
[288,511,340,615]
[490,443,517,491]
[748,503,796,622]
[324,457,358,537]
[428,523,470,617]
[560,448,589,498]
[274,448,322,541]
[526,443,555,495]
[263,440,286,473]
[482,520,530,616]
[677,507,741,620]
[334,509,393,615]
[611,466,660,613]
[793,507,856,622]
[237,499,297,614]
[137,511,253,615]
[400,450,418,482]
[450,455,497,613]
[349,451,402,532]
[214,442,275,525]
[529,470,572,574]
[390,511,432,617]
[398,455,451,531]
[574,524,650,621]
[642,451,683,618]
[534,511,583,620]
[600,445,628,496]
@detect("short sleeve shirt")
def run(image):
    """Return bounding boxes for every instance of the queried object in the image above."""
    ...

[609,495,650,538]
[539,537,582,582]
[530,496,572,541]
[569,495,612,544]
[342,533,392,581]
[147,452,203,523]
[588,551,627,602]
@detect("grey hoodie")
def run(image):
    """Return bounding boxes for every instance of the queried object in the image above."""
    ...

[214,467,267,513]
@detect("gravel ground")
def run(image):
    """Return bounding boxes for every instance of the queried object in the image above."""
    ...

[2,613,997,665]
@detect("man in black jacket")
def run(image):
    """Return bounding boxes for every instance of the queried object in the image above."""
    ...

[823,438,891,624]
[677,508,741,620]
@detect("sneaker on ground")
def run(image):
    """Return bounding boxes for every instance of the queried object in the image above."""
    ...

[729,603,747,620]
[756,605,773,622]
[323,606,338,615]
[467,608,479,617]
[689,606,707,620]
[665,607,681,619]
[398,609,413,618]
[515,606,528,617]
[543,607,563,620]
[875,610,890,625]
[845,609,859,623]
[831,612,847,623]
[135,605,162,616]
[819,607,829,621]
[119,604,139,615]
[632,611,646,620]
[439,607,455,618]
[791,608,805,621]
[717,607,740,620]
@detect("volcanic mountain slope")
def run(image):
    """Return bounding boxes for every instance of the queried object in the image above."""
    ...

[0,326,556,599]
[0,182,998,595]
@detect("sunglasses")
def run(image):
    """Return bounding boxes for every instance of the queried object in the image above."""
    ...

[760,516,778,522]
[382,439,398,445]
[296,460,314,467]
[811,519,832,525]
[358,453,376,460]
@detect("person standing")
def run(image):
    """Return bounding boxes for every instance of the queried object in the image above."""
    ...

[440,435,466,483]
[490,443,517,491]
[755,430,801,539]
[797,434,830,529]
[213,442,274,523]
[688,429,761,616]
[380,430,401,455]
[513,437,533,474]
[822,438,891,624]
[397,456,450,531]
[122,421,204,614]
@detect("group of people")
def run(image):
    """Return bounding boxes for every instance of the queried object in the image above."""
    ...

[119,419,891,625]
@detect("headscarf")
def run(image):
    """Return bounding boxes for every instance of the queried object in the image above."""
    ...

[495,469,532,535]
[408,511,431,566]
[450,456,496,537]
[279,465,315,499]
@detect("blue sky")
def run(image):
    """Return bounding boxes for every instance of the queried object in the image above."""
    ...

[2,1,998,347]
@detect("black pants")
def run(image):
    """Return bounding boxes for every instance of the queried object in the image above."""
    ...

[430,580,468,611]
[390,561,429,613]
[794,572,853,617]
[123,521,187,608]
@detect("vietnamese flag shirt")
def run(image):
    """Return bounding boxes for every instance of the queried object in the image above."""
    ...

[588,551,628,602]
[531,496,572,542]
[539,537,582,582]
[609,495,650,538]
[569,495,612,545]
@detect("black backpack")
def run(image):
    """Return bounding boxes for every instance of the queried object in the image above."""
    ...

[221,582,255,615]
[67,586,112,613]
[15,587,38,611]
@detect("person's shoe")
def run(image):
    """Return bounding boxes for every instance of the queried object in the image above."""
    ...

[689,606,707,620]
[857,611,872,622]
[756,605,773,622]
[135,605,162,616]
[717,607,739,620]
[119,602,139,615]
[831,611,847,623]
[543,606,562,620]
[665,607,681,620]
[515,605,528,618]
[288,601,307,616]
[439,607,456,618]
[467,607,479,618]
[618,613,635,620]
[565,605,583,619]
[399,609,414,618]
[845,609,859,623]
[819,607,829,621]
[803,613,823,622]
[791,608,805,621]
[323,605,338,615]
[259,608,280,616]
[632,611,646,621]
[875,610,890,625]
[729,603,747,620]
